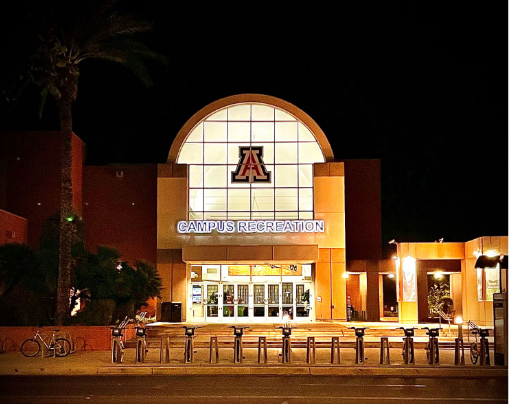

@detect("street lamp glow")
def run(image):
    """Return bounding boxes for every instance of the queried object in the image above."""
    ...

[455,316,463,325]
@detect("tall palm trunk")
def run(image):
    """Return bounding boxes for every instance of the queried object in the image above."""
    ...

[55,98,74,325]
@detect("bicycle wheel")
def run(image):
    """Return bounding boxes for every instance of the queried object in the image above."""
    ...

[112,339,122,363]
[402,340,408,364]
[54,338,71,357]
[470,343,479,365]
[21,339,41,357]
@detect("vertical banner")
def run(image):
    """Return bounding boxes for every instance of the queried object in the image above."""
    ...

[401,256,417,302]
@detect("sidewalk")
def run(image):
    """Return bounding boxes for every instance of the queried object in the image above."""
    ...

[0,346,506,378]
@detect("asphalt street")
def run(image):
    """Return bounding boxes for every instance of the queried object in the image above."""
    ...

[0,375,507,404]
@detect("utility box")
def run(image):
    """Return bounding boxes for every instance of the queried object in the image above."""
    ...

[493,293,507,366]
[161,302,183,322]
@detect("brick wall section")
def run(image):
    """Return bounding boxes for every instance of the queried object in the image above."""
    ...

[0,209,28,246]
[0,131,85,248]
[0,326,136,352]
[82,165,157,266]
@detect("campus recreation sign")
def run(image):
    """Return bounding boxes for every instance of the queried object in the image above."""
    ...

[177,220,324,234]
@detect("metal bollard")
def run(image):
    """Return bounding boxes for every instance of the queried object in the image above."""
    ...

[454,338,465,365]
[331,337,341,364]
[306,337,316,364]
[258,336,267,364]
[379,337,390,364]
[165,336,170,363]
[209,336,219,363]
[479,329,490,366]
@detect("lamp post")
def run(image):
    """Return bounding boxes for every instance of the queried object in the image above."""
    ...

[455,316,463,340]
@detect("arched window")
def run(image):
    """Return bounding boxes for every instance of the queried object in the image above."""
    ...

[176,103,326,220]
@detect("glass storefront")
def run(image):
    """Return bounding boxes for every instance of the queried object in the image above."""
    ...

[189,264,313,322]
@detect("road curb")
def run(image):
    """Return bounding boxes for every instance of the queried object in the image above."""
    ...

[93,365,508,377]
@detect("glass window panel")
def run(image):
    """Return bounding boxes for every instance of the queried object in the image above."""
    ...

[252,122,274,142]
[275,109,296,121]
[275,122,298,141]
[189,165,203,188]
[259,143,274,164]
[204,189,226,211]
[204,122,227,142]
[252,105,274,121]
[299,165,313,187]
[275,211,299,219]
[251,165,275,187]
[275,165,298,187]
[228,122,250,142]
[275,188,298,211]
[204,212,227,220]
[204,165,227,187]
[189,189,203,212]
[477,268,483,301]
[228,105,251,120]
[206,109,227,121]
[299,211,313,220]
[187,123,203,142]
[298,122,315,141]
[189,211,203,220]
[204,143,227,164]
[299,142,325,163]
[252,188,274,211]
[299,188,313,210]
[228,144,247,165]
[177,143,203,164]
[275,143,298,163]
[228,211,250,220]
[228,189,250,211]
[252,212,275,220]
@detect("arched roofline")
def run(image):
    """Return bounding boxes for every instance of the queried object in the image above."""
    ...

[167,94,335,163]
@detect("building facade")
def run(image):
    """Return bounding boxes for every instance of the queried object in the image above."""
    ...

[0,94,506,325]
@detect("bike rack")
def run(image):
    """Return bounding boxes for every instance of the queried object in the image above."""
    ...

[330,337,341,364]
[307,336,316,364]
[183,326,200,363]
[399,327,415,365]
[278,326,293,363]
[379,337,390,364]
[479,329,490,366]
[258,337,268,364]
[423,327,440,365]
[135,326,147,363]
[349,327,368,364]
[454,338,465,365]
[231,326,249,363]
[209,336,219,363]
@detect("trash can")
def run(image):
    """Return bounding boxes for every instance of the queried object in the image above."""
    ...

[161,302,182,322]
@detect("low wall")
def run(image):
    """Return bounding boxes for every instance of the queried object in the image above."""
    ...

[0,326,136,351]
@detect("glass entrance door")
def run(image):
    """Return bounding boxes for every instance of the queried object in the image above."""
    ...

[205,284,219,321]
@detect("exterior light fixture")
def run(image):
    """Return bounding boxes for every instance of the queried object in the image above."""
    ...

[455,316,463,325]
[434,272,444,280]
[342,272,349,279]
[388,273,395,279]
[485,250,499,258]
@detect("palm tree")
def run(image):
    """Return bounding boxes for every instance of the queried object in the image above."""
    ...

[2,0,165,324]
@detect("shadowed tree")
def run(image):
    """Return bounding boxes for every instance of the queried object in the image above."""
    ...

[1,0,166,324]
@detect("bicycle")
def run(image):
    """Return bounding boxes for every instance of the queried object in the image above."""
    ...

[469,326,490,365]
[422,327,440,364]
[21,329,71,358]
[399,327,416,365]
[111,316,130,363]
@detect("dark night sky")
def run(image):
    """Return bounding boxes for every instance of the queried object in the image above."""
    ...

[1,1,508,253]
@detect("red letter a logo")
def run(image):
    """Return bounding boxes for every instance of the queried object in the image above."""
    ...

[231,146,271,183]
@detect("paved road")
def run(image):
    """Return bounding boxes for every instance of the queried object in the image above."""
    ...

[0,375,506,404]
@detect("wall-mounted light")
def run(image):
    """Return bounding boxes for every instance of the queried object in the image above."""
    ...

[342,272,349,279]
[388,273,395,279]
[433,272,444,280]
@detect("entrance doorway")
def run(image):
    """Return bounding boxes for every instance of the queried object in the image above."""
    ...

[189,264,313,323]
[379,273,398,320]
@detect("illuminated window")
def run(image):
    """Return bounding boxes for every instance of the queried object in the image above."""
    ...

[177,103,325,220]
